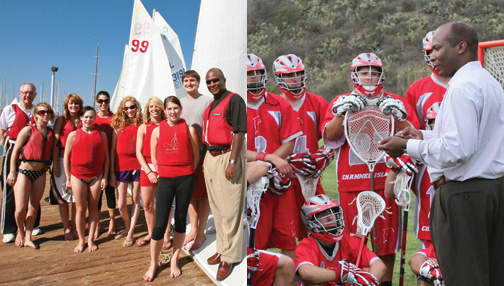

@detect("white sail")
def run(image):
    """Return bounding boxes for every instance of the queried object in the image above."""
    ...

[191,0,246,100]
[110,44,129,112]
[111,0,175,112]
[152,10,187,98]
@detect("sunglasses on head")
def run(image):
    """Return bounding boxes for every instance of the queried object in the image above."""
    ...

[124,105,136,110]
[37,110,53,116]
[97,99,110,104]
[206,78,220,85]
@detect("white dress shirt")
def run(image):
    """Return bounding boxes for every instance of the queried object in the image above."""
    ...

[407,61,504,182]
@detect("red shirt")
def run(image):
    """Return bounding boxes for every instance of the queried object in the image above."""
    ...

[404,75,447,129]
[157,119,193,177]
[71,128,105,178]
[115,125,140,171]
[142,122,157,164]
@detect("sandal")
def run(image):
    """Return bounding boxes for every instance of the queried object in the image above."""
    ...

[114,230,126,240]
[162,240,172,250]
[123,237,134,247]
[137,238,150,246]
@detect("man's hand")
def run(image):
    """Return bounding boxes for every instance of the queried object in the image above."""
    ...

[378,136,407,158]
[384,154,418,176]
[332,94,367,116]
[377,96,407,122]
[395,126,423,140]
[225,162,236,180]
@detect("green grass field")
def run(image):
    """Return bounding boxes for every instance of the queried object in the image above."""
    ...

[320,158,419,285]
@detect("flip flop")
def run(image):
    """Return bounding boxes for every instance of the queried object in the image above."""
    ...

[114,230,126,240]
[162,240,172,250]
[137,238,150,246]
[123,237,134,247]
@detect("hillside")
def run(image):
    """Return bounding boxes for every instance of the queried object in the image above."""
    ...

[248,0,504,101]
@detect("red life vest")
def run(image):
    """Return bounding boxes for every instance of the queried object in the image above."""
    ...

[142,122,157,164]
[19,124,54,164]
[59,115,78,149]
[202,93,235,146]
[71,128,105,178]
[6,104,34,140]
[115,124,140,171]
[157,119,193,177]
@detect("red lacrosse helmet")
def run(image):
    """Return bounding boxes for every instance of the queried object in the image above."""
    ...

[273,54,307,100]
[247,53,268,101]
[425,102,440,130]
[301,194,345,242]
[351,53,385,97]
[423,31,440,76]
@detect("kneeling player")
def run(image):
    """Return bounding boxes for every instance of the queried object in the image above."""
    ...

[295,194,385,285]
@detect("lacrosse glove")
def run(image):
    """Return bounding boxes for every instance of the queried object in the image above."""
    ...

[339,260,380,286]
[419,260,444,285]
[287,153,316,176]
[385,154,418,176]
[310,147,335,177]
[332,93,367,116]
[247,247,260,274]
[377,96,408,122]
[266,164,291,195]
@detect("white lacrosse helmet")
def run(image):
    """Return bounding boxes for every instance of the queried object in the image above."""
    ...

[247,53,268,101]
[351,53,385,97]
[423,31,439,76]
[273,54,307,100]
[425,102,440,130]
[301,194,345,242]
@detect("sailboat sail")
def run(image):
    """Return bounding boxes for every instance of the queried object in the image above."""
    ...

[111,0,175,112]
[153,11,187,98]
[190,0,246,100]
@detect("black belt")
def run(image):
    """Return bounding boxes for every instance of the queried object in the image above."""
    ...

[209,148,231,157]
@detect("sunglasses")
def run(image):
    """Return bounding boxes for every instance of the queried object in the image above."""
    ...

[206,78,220,85]
[37,110,53,116]
[97,99,110,104]
[124,105,136,110]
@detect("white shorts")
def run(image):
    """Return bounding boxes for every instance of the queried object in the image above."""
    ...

[50,158,75,204]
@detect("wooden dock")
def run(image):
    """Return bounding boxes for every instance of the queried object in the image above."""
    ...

[0,178,215,285]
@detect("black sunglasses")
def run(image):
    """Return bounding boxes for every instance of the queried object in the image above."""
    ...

[37,110,53,116]
[206,78,220,85]
[124,105,136,110]
[97,99,110,104]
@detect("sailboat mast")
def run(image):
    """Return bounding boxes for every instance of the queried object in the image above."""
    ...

[93,43,100,107]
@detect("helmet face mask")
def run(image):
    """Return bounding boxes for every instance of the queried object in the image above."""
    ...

[247,53,268,101]
[423,31,440,76]
[273,54,307,100]
[351,53,385,97]
[301,194,345,242]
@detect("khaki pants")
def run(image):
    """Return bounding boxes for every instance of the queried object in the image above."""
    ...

[204,149,245,263]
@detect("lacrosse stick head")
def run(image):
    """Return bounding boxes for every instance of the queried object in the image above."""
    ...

[247,176,269,228]
[295,173,319,201]
[392,170,413,209]
[344,104,393,172]
[353,191,386,237]
[301,194,345,242]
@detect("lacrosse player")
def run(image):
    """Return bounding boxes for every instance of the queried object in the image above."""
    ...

[322,52,420,285]
[379,21,504,285]
[246,53,302,260]
[295,194,385,286]
[272,54,334,240]
[409,244,444,286]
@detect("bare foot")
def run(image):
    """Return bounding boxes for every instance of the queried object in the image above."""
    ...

[114,230,127,240]
[137,237,150,246]
[189,234,206,251]
[24,240,39,249]
[72,230,79,240]
[88,241,98,252]
[183,231,196,246]
[64,230,74,241]
[170,262,181,278]
[143,265,158,282]
[107,221,116,237]
[123,237,134,247]
[93,225,101,240]
[15,233,24,247]
[74,241,85,253]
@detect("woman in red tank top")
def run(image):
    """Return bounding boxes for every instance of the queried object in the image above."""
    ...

[143,96,199,281]
[6,102,55,249]
[94,91,116,238]
[51,93,82,241]
[63,106,109,253]
[110,96,143,247]
[135,97,166,247]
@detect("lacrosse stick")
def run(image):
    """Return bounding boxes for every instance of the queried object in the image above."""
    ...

[246,176,268,286]
[392,169,414,286]
[353,191,386,268]
[344,98,394,252]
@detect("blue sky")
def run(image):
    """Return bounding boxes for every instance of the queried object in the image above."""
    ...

[0,0,200,109]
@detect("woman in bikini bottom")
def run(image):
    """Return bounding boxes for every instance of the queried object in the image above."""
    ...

[18,168,48,182]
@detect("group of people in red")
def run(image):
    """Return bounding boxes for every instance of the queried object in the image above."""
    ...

[1,67,247,283]
[245,22,498,286]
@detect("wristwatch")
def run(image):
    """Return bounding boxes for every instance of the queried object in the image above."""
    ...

[229,159,236,164]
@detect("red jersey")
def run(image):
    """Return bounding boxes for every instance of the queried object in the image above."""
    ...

[157,119,193,177]
[291,92,329,154]
[19,124,53,164]
[404,74,447,129]
[202,93,235,147]
[413,164,435,241]
[115,125,140,171]
[59,115,77,149]
[247,92,302,153]
[71,128,105,178]
[295,235,379,286]
[94,112,114,151]
[322,92,420,192]
[415,243,437,259]
[142,122,157,164]
[6,104,33,140]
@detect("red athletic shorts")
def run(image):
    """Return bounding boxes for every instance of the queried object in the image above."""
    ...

[140,170,158,187]
[254,188,297,250]
[251,250,281,286]
[339,189,400,256]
